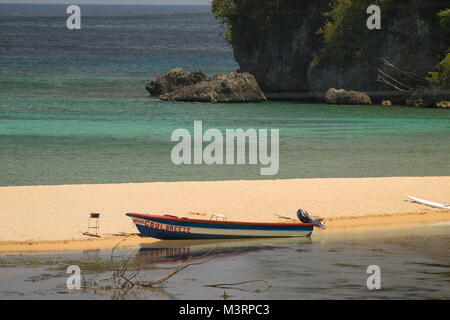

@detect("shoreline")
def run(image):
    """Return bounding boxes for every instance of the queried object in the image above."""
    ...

[1,176,449,253]
[0,211,448,254]
[263,91,450,108]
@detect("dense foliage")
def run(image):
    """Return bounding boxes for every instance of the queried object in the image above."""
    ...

[438,8,450,30]
[315,0,379,65]
[426,9,450,88]
[426,53,449,87]
[212,0,327,49]
[212,0,449,67]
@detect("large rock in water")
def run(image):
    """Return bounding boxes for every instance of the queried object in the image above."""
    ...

[146,68,208,96]
[324,88,372,105]
[146,68,267,103]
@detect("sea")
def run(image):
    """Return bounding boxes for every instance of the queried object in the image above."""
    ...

[0,4,449,301]
[1,4,449,186]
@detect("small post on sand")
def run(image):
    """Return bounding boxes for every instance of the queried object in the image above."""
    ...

[87,213,100,236]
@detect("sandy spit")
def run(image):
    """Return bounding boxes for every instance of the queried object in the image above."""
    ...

[0,176,449,252]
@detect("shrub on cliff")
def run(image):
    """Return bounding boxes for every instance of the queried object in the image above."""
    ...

[315,0,375,66]
[211,0,326,49]
[426,52,450,89]
[313,1,449,67]
[426,9,450,89]
[438,8,450,30]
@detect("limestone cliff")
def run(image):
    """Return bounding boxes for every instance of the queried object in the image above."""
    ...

[212,0,449,98]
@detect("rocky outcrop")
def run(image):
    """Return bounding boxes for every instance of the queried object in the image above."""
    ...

[214,0,448,98]
[308,14,442,93]
[146,68,208,96]
[232,23,318,93]
[405,97,424,108]
[436,101,450,108]
[325,88,372,105]
[146,68,266,103]
[405,88,450,108]
[228,2,328,93]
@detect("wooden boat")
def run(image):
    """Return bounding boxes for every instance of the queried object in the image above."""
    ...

[126,213,315,240]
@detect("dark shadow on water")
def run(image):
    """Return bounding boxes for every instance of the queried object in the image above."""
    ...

[134,237,312,265]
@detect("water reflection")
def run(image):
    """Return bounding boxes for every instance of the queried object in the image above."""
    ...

[134,237,312,265]
[1,225,449,299]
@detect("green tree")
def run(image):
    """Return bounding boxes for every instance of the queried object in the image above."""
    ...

[426,9,450,88]
[315,0,383,66]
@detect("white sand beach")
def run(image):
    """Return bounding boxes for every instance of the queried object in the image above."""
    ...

[0,176,449,252]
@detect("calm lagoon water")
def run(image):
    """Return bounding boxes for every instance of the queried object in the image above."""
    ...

[1,223,449,300]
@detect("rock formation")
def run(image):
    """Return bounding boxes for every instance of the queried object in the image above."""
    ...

[212,0,449,101]
[324,88,372,105]
[146,68,267,103]
[145,68,207,96]
[436,101,450,108]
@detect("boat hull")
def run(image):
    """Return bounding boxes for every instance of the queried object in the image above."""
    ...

[126,213,314,240]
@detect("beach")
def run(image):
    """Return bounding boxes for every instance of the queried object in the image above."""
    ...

[1,176,449,252]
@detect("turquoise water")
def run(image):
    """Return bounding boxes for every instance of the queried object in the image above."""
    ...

[1,99,449,186]
[1,4,449,186]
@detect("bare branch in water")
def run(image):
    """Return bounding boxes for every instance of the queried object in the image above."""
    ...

[93,246,216,291]
[88,239,272,297]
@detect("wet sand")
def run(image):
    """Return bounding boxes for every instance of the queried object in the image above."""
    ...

[0,176,449,252]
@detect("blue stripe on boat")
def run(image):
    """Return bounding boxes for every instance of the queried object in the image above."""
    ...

[126,213,314,240]
[150,218,310,231]
[135,224,313,240]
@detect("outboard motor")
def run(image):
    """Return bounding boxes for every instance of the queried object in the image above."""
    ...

[297,209,326,230]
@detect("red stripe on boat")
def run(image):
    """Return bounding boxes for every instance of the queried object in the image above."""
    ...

[127,213,314,227]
